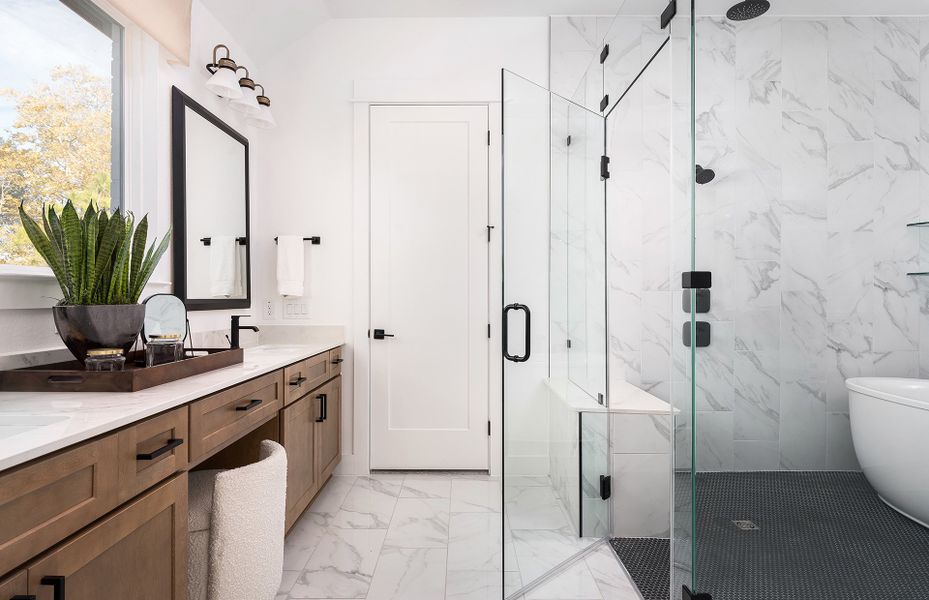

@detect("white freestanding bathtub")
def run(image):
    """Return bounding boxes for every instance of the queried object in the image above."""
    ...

[846,377,929,528]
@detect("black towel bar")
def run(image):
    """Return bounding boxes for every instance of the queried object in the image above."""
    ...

[274,237,321,245]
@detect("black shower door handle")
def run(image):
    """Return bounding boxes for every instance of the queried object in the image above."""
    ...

[502,303,531,363]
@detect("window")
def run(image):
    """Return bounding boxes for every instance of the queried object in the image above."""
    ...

[0,0,122,267]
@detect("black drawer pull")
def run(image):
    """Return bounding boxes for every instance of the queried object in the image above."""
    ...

[331,358,344,364]
[41,576,65,600]
[316,393,327,422]
[236,398,263,412]
[136,438,184,461]
[289,376,308,386]
[11,595,37,600]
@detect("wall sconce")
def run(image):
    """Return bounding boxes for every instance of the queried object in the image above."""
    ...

[246,85,276,129]
[205,44,275,128]
[205,44,243,99]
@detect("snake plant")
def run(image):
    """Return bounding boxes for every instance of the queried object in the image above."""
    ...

[19,201,171,305]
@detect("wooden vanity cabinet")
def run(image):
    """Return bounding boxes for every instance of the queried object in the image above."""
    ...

[282,374,342,530]
[0,570,27,598]
[25,474,187,600]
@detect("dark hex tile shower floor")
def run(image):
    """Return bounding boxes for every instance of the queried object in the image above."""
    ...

[612,471,929,600]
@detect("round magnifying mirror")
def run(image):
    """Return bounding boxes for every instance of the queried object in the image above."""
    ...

[142,294,188,344]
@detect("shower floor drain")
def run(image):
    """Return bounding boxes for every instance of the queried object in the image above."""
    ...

[732,520,760,531]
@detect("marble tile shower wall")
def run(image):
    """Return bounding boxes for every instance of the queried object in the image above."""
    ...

[690,16,929,471]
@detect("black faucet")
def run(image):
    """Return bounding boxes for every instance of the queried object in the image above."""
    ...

[230,315,259,349]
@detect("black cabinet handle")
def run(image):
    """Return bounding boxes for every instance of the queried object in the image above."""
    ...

[289,376,308,386]
[236,398,263,412]
[502,303,531,362]
[41,576,65,600]
[11,595,37,600]
[331,358,344,364]
[136,438,184,461]
[316,393,327,422]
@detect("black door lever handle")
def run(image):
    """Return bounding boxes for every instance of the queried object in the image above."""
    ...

[372,329,394,340]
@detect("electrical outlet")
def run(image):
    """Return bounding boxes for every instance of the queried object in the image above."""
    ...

[264,299,273,319]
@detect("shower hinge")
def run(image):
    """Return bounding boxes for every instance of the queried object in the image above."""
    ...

[682,586,712,600]
[599,475,611,500]
[567,339,572,349]
[599,94,609,112]
[600,155,610,180]
[600,44,610,64]
[661,0,677,29]
[566,134,572,146]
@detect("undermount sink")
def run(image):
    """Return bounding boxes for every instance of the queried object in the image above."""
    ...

[0,415,68,439]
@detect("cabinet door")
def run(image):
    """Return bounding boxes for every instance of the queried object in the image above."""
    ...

[315,376,341,482]
[281,393,319,530]
[26,474,187,600]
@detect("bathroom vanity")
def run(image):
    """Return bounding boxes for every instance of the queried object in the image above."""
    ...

[0,340,343,599]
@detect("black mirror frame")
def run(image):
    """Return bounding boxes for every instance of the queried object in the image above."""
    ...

[171,86,251,311]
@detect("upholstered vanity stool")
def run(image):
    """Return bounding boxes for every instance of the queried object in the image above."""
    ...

[187,440,288,600]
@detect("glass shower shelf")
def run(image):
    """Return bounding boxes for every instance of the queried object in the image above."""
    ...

[906,221,929,227]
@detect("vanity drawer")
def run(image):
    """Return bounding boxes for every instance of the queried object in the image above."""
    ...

[0,570,27,598]
[283,353,330,406]
[117,407,188,502]
[329,347,344,375]
[189,371,283,462]
[0,434,118,576]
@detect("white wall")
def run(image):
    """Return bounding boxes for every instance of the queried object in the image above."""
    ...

[0,0,262,365]
[252,17,549,473]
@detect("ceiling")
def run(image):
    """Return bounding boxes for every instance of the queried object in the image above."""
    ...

[203,0,929,64]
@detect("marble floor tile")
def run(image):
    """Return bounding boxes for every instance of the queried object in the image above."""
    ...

[524,559,603,600]
[585,546,641,600]
[366,547,448,600]
[505,485,573,530]
[447,512,505,571]
[307,475,355,516]
[290,528,387,598]
[446,570,523,600]
[283,512,331,571]
[331,478,401,528]
[511,528,596,585]
[278,570,300,597]
[451,479,503,513]
[384,498,450,548]
[401,477,453,499]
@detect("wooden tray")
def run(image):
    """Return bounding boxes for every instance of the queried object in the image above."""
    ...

[0,347,244,393]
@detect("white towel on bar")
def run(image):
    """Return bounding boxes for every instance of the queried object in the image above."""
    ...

[276,236,305,297]
[210,236,237,297]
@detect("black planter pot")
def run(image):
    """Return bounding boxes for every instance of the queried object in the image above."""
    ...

[53,304,145,363]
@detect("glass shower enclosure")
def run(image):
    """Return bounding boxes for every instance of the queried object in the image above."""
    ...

[500,71,610,596]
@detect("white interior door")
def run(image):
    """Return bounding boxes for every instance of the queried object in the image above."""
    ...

[370,104,489,470]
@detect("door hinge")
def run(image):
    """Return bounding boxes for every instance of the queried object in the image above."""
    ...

[600,475,611,500]
[599,94,610,112]
[600,155,611,180]
[661,0,677,29]
[566,339,572,349]
[487,224,495,242]
[566,134,572,147]
[487,130,491,146]
[487,323,491,339]
[488,421,492,436]
[600,44,610,64]
[682,586,712,600]
[597,393,605,406]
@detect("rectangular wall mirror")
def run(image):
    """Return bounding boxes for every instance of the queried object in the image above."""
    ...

[171,86,250,310]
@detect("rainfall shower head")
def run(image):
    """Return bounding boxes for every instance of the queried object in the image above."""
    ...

[726,0,771,21]
[696,165,716,185]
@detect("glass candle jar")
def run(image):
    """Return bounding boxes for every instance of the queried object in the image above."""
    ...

[85,348,126,371]
[145,335,184,367]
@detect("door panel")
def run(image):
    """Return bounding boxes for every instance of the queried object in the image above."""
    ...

[370,105,490,469]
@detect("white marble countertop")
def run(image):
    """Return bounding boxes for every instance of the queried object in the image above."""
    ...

[545,378,675,415]
[0,334,343,473]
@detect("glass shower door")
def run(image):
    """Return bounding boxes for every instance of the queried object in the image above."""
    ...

[502,69,610,598]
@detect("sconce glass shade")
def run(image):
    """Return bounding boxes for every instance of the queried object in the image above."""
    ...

[230,78,260,115]
[247,104,276,129]
[205,62,243,99]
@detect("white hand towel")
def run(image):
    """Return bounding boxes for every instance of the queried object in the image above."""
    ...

[276,236,305,297]
[210,236,237,297]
